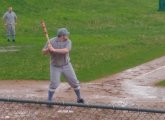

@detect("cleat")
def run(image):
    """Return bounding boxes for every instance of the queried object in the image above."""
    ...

[77,98,85,104]
[47,101,53,108]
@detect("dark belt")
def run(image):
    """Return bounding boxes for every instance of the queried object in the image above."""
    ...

[53,63,69,67]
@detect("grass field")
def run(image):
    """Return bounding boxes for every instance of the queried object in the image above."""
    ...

[157,81,165,86]
[0,0,165,82]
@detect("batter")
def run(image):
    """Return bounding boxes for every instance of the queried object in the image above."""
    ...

[42,28,84,103]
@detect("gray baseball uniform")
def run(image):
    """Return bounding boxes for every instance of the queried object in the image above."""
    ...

[43,37,80,92]
[3,11,17,40]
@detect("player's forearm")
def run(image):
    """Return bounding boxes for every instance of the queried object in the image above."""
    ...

[2,17,6,25]
[42,48,49,55]
[52,48,69,54]
[14,18,17,23]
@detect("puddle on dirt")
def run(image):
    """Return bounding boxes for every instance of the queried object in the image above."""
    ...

[122,65,165,102]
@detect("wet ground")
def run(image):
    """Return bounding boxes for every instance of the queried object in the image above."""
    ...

[0,45,20,52]
[0,56,165,108]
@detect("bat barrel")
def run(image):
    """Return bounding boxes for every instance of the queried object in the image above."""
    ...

[41,20,48,34]
[41,20,49,41]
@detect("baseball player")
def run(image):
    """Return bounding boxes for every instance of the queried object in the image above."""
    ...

[3,6,17,42]
[42,28,84,103]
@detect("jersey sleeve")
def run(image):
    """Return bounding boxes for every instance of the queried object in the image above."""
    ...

[14,12,17,21]
[65,40,72,51]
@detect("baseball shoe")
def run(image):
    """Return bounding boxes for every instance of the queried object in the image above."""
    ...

[47,101,53,108]
[77,98,85,104]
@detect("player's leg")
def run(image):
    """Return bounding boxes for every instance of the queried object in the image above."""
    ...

[63,63,84,103]
[6,25,11,42]
[11,25,15,42]
[48,65,61,101]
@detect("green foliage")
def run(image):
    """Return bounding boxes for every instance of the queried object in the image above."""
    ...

[0,0,165,81]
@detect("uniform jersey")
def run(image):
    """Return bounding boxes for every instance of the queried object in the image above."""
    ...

[3,11,17,25]
[44,37,72,67]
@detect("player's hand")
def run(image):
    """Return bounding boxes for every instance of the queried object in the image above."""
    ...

[48,42,52,48]
[48,42,54,52]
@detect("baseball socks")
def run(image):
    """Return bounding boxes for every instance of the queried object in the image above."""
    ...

[48,90,55,102]
[74,89,85,103]
[48,89,84,103]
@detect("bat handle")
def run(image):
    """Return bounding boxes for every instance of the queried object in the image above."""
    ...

[46,34,49,42]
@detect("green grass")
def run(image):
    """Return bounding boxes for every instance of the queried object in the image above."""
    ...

[156,81,165,86]
[0,0,165,82]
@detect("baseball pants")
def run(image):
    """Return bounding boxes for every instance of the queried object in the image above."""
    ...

[49,63,80,92]
[6,24,15,40]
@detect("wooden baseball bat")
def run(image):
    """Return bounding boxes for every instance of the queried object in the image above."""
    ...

[41,20,50,42]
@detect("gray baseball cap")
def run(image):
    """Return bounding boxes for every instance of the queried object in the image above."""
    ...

[57,28,70,36]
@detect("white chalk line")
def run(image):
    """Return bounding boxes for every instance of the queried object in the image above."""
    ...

[0,49,19,52]
[134,65,165,79]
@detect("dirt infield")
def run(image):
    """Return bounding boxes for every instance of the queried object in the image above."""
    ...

[0,56,165,108]
[0,57,165,119]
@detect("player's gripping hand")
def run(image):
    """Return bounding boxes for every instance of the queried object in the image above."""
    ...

[48,42,55,52]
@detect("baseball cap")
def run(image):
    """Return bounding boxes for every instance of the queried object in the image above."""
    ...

[57,28,70,36]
